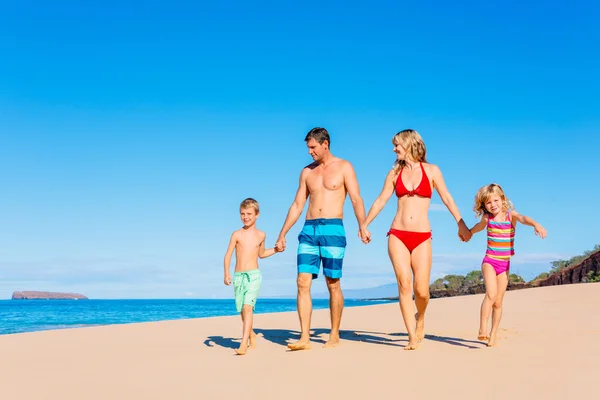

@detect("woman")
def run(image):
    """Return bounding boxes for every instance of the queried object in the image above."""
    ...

[360,129,471,350]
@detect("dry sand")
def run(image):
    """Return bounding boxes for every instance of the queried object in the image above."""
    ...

[2,283,599,400]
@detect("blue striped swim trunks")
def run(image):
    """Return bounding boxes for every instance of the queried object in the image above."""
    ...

[297,218,346,279]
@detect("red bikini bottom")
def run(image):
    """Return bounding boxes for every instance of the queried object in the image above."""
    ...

[386,229,432,253]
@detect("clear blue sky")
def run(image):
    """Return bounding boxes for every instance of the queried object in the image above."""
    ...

[1,0,598,299]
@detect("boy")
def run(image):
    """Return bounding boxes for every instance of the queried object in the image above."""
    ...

[223,198,281,355]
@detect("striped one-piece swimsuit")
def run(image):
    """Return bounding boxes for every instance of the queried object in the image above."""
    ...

[483,211,515,275]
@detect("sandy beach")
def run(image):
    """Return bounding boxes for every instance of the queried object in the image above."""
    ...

[2,283,598,399]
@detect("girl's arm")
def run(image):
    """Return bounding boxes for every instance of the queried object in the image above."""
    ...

[511,210,547,239]
[469,215,488,235]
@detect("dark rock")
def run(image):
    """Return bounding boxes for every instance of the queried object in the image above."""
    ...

[11,291,89,300]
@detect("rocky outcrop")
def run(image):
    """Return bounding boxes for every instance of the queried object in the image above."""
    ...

[533,250,600,287]
[429,282,533,299]
[12,291,89,300]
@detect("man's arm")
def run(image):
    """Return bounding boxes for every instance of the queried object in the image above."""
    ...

[344,161,367,227]
[430,164,471,242]
[276,169,309,249]
[223,232,237,285]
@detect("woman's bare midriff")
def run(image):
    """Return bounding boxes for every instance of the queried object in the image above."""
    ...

[390,197,432,232]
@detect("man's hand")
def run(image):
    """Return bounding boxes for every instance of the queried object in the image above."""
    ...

[224,275,232,286]
[275,236,286,252]
[358,227,371,244]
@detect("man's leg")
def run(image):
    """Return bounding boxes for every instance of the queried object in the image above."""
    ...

[288,273,313,350]
[324,276,343,347]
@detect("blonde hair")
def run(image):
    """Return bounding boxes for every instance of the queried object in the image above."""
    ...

[392,129,427,173]
[240,198,260,214]
[473,183,514,217]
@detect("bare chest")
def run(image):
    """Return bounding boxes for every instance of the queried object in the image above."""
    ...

[306,166,345,192]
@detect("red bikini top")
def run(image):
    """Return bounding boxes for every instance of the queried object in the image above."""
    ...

[395,163,432,198]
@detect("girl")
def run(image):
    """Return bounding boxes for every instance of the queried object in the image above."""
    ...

[469,183,547,347]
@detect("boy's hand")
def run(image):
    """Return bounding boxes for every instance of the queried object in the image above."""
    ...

[534,224,547,239]
[224,275,232,286]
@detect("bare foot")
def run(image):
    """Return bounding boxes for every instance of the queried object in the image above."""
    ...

[477,331,490,341]
[487,333,498,347]
[415,313,425,343]
[323,336,340,348]
[404,340,420,351]
[235,344,248,355]
[249,331,258,349]
[287,339,312,351]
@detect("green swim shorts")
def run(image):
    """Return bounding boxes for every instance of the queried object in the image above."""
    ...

[233,269,262,313]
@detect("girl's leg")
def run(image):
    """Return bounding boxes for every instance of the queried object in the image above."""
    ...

[236,304,253,355]
[410,238,433,343]
[388,235,417,350]
[479,263,498,340]
[488,271,509,347]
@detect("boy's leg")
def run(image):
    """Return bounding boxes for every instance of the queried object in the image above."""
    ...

[479,262,498,340]
[488,271,509,347]
[236,305,253,355]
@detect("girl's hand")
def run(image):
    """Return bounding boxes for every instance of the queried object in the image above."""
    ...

[534,224,547,239]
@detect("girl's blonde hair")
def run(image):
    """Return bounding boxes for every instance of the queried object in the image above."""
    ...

[473,183,514,217]
[392,129,427,173]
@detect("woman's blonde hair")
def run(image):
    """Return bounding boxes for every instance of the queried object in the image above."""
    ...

[392,129,427,173]
[473,183,514,217]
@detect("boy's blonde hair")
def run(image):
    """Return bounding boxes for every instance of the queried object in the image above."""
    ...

[473,183,514,217]
[392,129,427,173]
[240,198,260,213]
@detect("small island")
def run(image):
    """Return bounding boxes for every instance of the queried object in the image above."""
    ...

[11,291,89,300]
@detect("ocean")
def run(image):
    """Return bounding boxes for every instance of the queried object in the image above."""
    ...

[0,298,393,335]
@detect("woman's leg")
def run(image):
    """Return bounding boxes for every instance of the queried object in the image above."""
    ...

[410,237,432,343]
[388,235,417,349]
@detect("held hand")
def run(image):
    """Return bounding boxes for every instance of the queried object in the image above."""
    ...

[358,227,371,244]
[457,219,472,242]
[534,224,547,239]
[224,275,232,286]
[275,236,287,252]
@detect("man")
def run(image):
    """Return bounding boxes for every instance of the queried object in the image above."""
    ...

[275,127,368,350]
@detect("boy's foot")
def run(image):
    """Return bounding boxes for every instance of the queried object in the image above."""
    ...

[323,336,341,348]
[487,333,498,347]
[415,313,425,343]
[235,344,248,355]
[249,331,258,348]
[287,339,312,351]
[477,331,490,341]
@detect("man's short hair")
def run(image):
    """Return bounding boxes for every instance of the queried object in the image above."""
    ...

[305,127,330,147]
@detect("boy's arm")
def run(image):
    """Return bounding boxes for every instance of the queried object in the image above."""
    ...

[223,232,237,285]
[511,210,547,239]
[469,215,488,235]
[259,233,280,259]
[276,169,309,250]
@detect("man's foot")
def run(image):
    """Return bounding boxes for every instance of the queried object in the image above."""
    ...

[287,339,312,351]
[249,331,258,349]
[477,331,490,341]
[415,313,425,343]
[235,344,248,355]
[404,339,420,350]
[323,336,341,348]
[487,333,498,347]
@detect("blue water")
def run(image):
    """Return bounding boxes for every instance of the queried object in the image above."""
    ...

[0,298,392,335]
